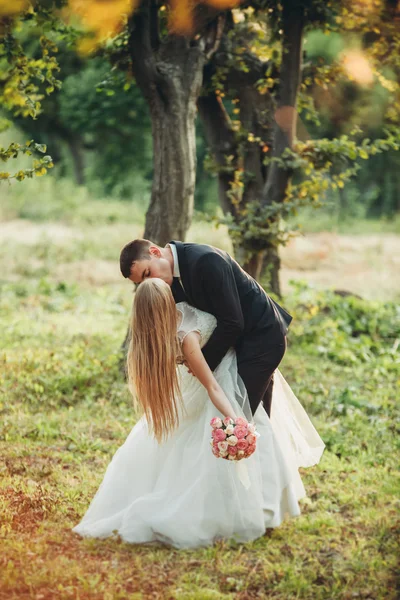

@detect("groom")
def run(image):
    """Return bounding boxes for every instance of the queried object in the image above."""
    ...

[120,239,292,417]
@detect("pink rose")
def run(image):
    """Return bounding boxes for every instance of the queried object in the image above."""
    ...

[223,417,234,427]
[228,445,238,456]
[210,417,223,429]
[235,417,248,427]
[245,443,256,457]
[237,439,248,451]
[214,428,227,442]
[218,441,228,453]
[233,426,247,439]
[227,435,238,446]
[246,433,256,445]
[212,445,220,457]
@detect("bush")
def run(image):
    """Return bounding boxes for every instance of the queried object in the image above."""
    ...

[286,281,400,369]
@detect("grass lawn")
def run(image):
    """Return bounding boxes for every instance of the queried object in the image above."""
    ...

[0,209,399,599]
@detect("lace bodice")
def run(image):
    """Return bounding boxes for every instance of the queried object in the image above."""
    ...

[176,302,216,348]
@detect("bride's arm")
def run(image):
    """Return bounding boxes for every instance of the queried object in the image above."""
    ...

[182,332,237,421]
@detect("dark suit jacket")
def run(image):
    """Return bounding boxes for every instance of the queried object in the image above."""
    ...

[170,241,292,372]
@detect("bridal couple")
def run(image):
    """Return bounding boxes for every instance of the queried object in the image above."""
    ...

[73,239,324,548]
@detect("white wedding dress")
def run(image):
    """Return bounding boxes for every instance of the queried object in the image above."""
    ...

[73,302,324,548]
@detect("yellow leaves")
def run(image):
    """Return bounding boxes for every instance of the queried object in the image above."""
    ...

[168,0,192,35]
[66,0,138,53]
[375,71,398,93]
[1,0,242,43]
[0,0,29,17]
[35,167,47,177]
[169,0,241,35]
[206,0,240,7]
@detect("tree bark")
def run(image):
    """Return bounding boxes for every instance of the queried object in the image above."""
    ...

[197,92,239,217]
[66,134,85,186]
[260,1,305,296]
[128,4,223,245]
[143,42,205,244]
[198,81,273,281]
[237,85,271,280]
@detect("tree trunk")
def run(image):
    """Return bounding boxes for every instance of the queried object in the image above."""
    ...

[198,83,273,282]
[197,93,239,217]
[66,134,85,186]
[128,3,222,245]
[261,1,305,296]
[143,46,204,244]
[237,86,270,280]
[262,247,281,297]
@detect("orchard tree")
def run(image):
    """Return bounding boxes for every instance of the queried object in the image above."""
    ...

[198,0,400,293]
[0,0,236,243]
[1,0,399,293]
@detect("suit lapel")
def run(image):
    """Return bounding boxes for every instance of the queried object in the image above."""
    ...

[171,277,187,303]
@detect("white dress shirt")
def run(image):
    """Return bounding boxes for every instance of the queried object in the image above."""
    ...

[167,243,186,294]
[167,242,181,278]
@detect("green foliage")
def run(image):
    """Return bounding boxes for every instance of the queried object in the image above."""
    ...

[286,282,400,368]
[0,139,53,181]
[59,59,153,198]
[0,13,62,179]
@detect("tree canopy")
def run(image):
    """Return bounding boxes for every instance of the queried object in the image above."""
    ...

[1,0,399,290]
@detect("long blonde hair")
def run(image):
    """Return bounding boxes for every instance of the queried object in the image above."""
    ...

[127,278,183,443]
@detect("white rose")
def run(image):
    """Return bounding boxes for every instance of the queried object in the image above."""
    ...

[228,454,236,460]
[220,450,229,458]
[237,450,244,457]
[248,423,256,434]
[225,424,235,435]
[227,435,238,446]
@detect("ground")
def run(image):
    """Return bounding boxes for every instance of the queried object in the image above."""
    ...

[0,216,399,599]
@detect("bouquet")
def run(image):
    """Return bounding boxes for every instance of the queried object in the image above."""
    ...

[210,416,259,461]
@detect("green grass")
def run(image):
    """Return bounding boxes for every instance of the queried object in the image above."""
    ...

[2,171,400,236]
[0,198,399,599]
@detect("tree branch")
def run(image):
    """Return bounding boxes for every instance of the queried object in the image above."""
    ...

[150,0,160,51]
[128,1,166,102]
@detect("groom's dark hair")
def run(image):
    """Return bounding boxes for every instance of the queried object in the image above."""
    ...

[120,239,152,278]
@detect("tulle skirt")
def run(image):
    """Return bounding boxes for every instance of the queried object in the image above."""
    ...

[73,351,324,548]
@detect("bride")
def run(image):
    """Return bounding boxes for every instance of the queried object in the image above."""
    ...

[73,278,324,549]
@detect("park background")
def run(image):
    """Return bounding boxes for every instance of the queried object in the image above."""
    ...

[0,1,399,599]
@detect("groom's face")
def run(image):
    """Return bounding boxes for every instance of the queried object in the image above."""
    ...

[128,248,173,286]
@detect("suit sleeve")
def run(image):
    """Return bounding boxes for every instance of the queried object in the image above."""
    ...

[196,253,244,371]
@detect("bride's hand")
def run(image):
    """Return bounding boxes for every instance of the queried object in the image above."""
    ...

[183,359,195,376]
